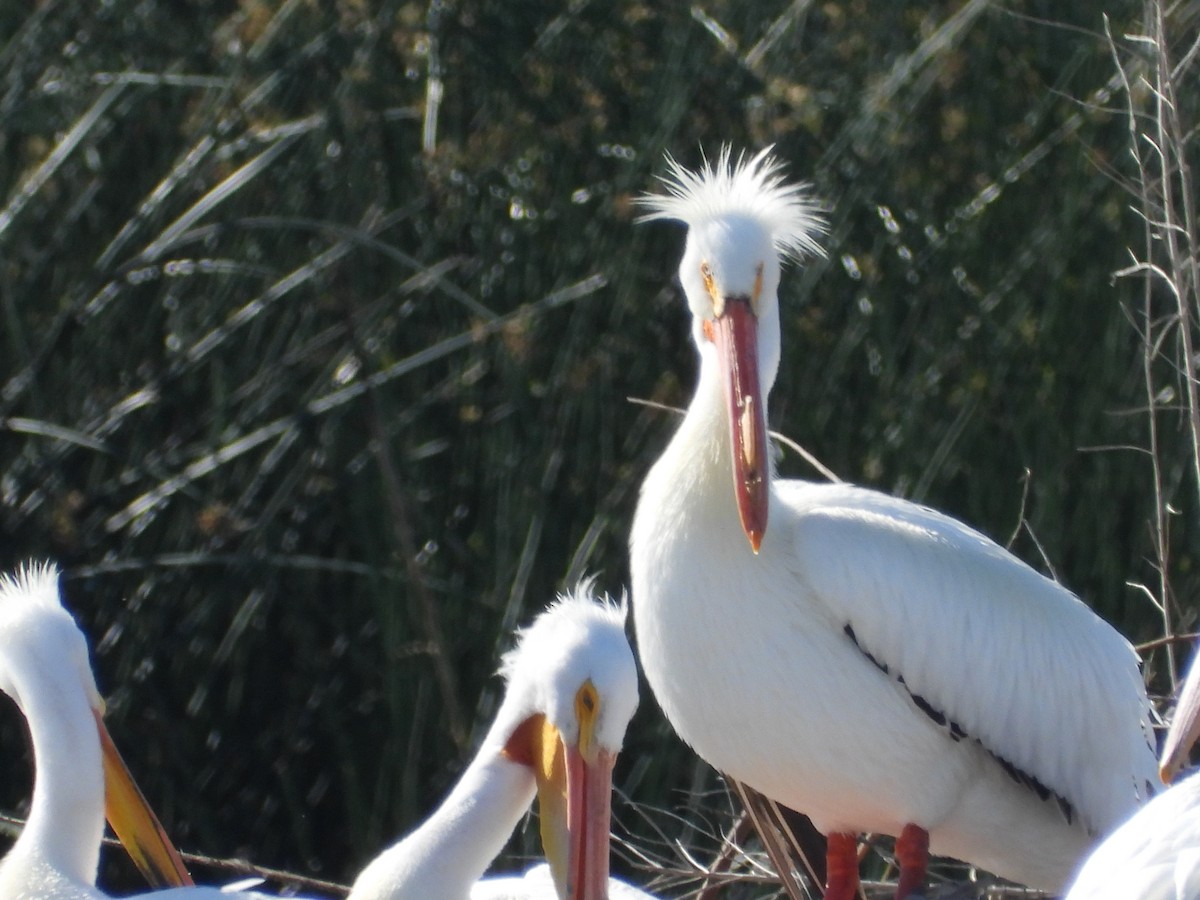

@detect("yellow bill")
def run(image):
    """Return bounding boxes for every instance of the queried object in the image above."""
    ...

[94,708,194,888]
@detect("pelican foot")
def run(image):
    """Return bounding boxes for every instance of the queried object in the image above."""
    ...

[894,823,930,900]
[824,831,860,900]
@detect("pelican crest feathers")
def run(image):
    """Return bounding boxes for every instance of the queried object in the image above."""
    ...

[499,577,628,684]
[636,146,827,261]
[0,561,62,616]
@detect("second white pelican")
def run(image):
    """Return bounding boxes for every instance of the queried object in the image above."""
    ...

[348,582,645,900]
[629,148,1160,898]
[0,562,193,899]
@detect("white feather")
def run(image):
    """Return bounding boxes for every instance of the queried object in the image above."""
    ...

[636,146,826,261]
[783,481,1158,835]
[1066,640,1200,898]
[1065,775,1200,899]
[466,864,652,899]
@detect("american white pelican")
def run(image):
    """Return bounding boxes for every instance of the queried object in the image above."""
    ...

[629,148,1160,898]
[0,561,193,898]
[1064,647,1200,899]
[348,582,647,900]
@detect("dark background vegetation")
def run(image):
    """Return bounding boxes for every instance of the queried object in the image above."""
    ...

[2,0,1196,895]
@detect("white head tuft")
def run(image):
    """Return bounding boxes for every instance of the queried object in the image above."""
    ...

[637,146,826,261]
[0,561,64,618]
[498,577,638,755]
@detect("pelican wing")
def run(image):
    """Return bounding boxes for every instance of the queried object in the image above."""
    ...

[778,481,1157,834]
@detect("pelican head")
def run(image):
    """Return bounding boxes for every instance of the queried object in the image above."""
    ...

[638,147,825,551]
[348,581,638,900]
[495,581,639,899]
[0,562,192,894]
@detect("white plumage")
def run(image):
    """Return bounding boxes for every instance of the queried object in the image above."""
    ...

[1063,775,1200,899]
[1066,647,1200,899]
[464,864,652,899]
[349,582,647,899]
[629,148,1160,897]
[0,562,193,899]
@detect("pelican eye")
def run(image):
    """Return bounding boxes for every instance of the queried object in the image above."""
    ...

[575,680,600,759]
[576,681,599,717]
[699,262,726,317]
[752,263,764,314]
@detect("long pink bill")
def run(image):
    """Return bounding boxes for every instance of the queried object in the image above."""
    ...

[565,745,616,900]
[713,296,769,552]
[528,715,616,900]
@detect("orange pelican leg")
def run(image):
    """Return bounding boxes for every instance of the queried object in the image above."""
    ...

[824,831,860,900]
[894,823,930,899]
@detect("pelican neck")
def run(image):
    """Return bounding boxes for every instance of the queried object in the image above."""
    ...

[5,646,104,890]
[653,338,768,513]
[349,735,536,899]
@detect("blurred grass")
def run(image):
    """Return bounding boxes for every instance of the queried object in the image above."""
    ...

[1,0,1195,895]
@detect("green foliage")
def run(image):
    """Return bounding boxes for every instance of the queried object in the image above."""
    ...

[1,0,1194,894]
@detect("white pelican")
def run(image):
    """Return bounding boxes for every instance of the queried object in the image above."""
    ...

[1065,647,1200,899]
[0,561,193,898]
[629,148,1160,898]
[348,582,647,900]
